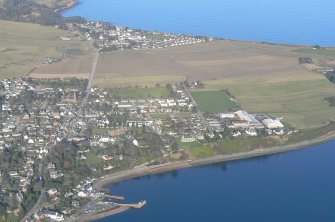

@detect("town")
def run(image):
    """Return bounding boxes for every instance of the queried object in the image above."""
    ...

[0,77,295,222]
[65,21,212,52]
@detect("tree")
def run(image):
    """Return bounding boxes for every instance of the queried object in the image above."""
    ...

[171,143,179,152]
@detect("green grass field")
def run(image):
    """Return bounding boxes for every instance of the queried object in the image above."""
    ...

[294,48,335,58]
[202,72,335,129]
[179,141,216,158]
[192,90,240,113]
[85,151,102,166]
[0,20,90,78]
[109,87,170,98]
[201,72,335,128]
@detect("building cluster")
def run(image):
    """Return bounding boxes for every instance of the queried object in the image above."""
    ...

[88,85,210,143]
[0,78,293,221]
[35,177,105,221]
[66,21,212,52]
[0,78,86,218]
[218,110,291,137]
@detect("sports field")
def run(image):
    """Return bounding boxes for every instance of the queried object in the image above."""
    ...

[192,90,240,113]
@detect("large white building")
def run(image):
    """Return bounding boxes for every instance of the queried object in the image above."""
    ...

[44,211,64,221]
[262,119,284,129]
[231,110,264,129]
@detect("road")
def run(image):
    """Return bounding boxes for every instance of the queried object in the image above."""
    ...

[21,42,100,222]
[182,84,214,134]
[83,43,99,105]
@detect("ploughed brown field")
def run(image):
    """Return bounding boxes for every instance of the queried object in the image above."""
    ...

[93,40,312,87]
[30,54,92,79]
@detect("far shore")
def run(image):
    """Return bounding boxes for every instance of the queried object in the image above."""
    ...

[55,0,79,13]
[66,130,335,222]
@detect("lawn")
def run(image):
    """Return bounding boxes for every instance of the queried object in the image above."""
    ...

[109,87,170,98]
[0,20,90,78]
[85,151,102,166]
[202,71,335,129]
[192,90,240,113]
[294,48,335,58]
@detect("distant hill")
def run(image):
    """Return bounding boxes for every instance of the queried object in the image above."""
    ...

[33,0,77,12]
[0,0,75,26]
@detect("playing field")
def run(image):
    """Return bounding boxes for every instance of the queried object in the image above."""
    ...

[0,20,90,78]
[200,71,335,129]
[192,90,240,113]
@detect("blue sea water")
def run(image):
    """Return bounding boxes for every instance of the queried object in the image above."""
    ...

[98,142,335,222]
[63,0,335,46]
[63,1,335,221]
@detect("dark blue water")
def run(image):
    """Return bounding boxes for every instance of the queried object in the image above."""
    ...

[63,0,335,46]
[64,1,335,221]
[96,141,335,222]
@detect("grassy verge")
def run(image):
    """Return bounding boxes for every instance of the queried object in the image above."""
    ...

[93,75,185,88]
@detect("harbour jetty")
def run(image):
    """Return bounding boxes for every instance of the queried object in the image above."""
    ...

[104,194,125,201]
[116,200,147,209]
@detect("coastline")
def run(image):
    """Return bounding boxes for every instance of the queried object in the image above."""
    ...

[94,130,335,190]
[54,0,79,13]
[80,206,130,222]
[46,1,335,222]
[67,130,335,222]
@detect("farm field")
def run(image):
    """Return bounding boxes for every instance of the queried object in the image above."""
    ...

[109,87,170,99]
[0,20,90,79]
[201,71,335,129]
[94,40,309,86]
[294,48,335,58]
[191,90,240,113]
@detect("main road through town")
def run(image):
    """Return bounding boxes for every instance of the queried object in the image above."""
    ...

[21,42,100,222]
